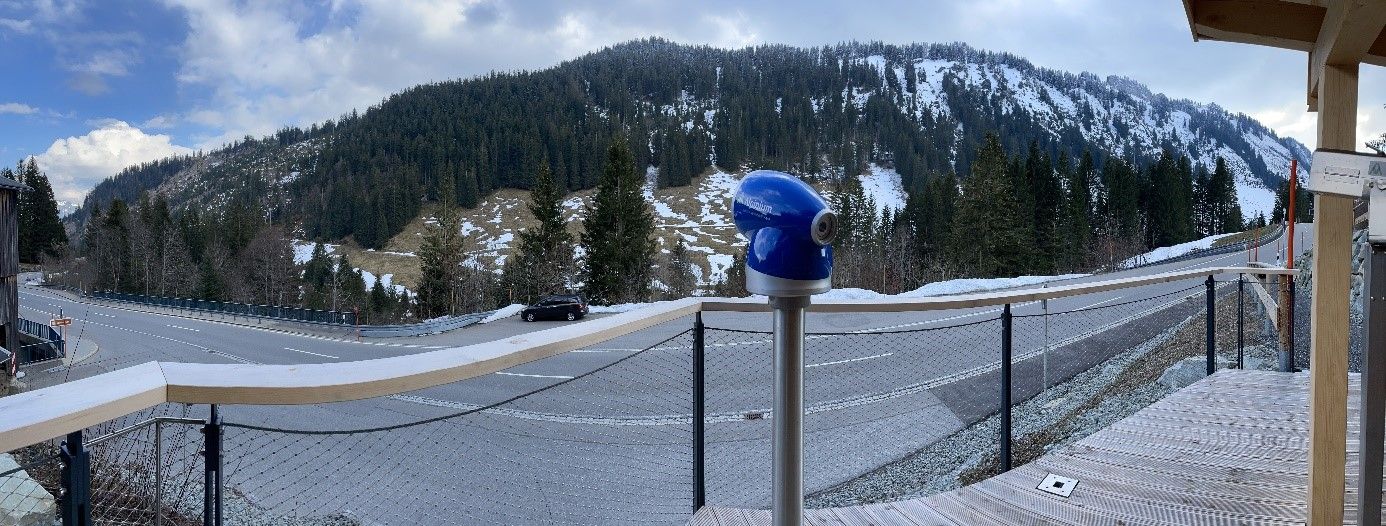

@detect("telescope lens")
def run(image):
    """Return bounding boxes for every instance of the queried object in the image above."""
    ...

[811,209,837,246]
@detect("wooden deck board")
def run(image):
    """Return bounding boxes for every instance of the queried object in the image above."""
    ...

[689,369,1383,525]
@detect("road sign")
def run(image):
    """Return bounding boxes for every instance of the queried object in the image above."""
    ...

[50,317,72,327]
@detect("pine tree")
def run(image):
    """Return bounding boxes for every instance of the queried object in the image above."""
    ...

[15,159,67,263]
[580,139,656,305]
[417,207,466,317]
[949,134,1033,277]
[504,163,574,304]
[1209,157,1243,234]
[1058,151,1092,271]
[715,251,748,297]
[663,238,696,299]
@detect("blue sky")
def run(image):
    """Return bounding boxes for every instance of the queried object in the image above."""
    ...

[1,0,1383,202]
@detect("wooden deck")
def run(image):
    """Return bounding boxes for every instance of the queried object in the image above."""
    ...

[692,369,1377,525]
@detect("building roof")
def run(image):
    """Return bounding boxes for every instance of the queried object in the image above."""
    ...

[1182,0,1386,106]
[0,177,30,193]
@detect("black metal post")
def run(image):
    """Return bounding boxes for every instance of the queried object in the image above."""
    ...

[1237,274,1244,370]
[59,430,90,526]
[1287,278,1297,372]
[1206,275,1216,375]
[1000,303,1012,472]
[1358,244,1386,526]
[692,312,706,512]
[203,405,223,526]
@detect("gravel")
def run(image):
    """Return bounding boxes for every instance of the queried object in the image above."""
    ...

[807,314,1198,507]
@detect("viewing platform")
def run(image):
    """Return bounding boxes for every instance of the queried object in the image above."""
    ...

[693,369,1370,525]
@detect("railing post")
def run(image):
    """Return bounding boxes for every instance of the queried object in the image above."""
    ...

[1286,277,1297,372]
[1358,243,1386,526]
[1206,275,1216,375]
[1237,274,1244,370]
[1000,303,1012,473]
[154,420,163,526]
[203,405,223,526]
[692,312,706,512]
[59,430,90,526]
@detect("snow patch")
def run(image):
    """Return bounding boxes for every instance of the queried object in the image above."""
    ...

[482,304,526,323]
[859,164,907,214]
[1122,232,1238,268]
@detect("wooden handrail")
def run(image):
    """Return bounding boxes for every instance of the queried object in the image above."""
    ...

[0,265,1297,452]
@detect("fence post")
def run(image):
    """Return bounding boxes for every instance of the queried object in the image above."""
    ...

[692,312,706,512]
[1286,276,1297,372]
[1237,274,1244,370]
[1205,275,1215,376]
[203,405,223,526]
[154,420,163,526]
[1357,243,1386,526]
[1000,303,1012,473]
[59,430,90,526]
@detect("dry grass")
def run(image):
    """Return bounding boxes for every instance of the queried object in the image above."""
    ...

[348,169,749,292]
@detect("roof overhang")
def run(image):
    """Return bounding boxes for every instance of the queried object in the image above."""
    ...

[1183,0,1386,108]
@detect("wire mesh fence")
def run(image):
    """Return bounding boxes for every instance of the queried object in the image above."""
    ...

[1,272,1300,524]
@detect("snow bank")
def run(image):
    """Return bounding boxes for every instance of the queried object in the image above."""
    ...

[1122,232,1238,268]
[482,304,526,323]
[587,300,689,314]
[900,274,1088,297]
[813,274,1088,301]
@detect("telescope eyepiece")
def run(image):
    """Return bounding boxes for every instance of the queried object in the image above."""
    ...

[811,209,837,246]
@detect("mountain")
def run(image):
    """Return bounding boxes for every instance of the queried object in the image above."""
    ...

[66,39,1309,286]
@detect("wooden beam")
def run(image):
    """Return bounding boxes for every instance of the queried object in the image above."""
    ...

[1305,61,1358,526]
[1307,0,1386,108]
[1188,0,1324,50]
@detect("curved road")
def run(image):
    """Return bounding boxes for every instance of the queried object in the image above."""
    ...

[12,225,1312,525]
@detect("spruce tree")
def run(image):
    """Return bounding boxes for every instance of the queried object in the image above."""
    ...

[1058,151,1091,271]
[15,159,67,263]
[505,163,575,303]
[663,238,696,299]
[417,207,466,317]
[1210,157,1242,234]
[949,134,1033,277]
[581,139,656,305]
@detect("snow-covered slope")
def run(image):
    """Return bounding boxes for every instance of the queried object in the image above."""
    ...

[871,50,1303,219]
[381,166,908,288]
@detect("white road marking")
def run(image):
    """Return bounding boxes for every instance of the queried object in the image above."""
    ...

[167,324,200,332]
[572,348,641,353]
[496,372,575,379]
[806,352,893,368]
[853,301,1040,333]
[1073,295,1123,311]
[285,347,339,359]
[93,312,116,318]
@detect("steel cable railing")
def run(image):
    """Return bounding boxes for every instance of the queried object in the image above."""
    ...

[0,267,1297,525]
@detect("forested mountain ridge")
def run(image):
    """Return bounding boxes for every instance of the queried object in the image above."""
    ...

[68,39,1307,251]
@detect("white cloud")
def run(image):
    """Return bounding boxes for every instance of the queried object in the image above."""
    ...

[141,114,177,129]
[0,17,32,33]
[160,0,774,149]
[0,102,37,115]
[33,120,192,201]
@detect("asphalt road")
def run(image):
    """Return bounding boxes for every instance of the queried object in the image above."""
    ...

[13,224,1313,525]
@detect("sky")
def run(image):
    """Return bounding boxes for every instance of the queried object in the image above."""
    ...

[1,0,1384,203]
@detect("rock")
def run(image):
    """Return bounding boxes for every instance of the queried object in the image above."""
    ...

[0,453,55,526]
[1158,357,1211,389]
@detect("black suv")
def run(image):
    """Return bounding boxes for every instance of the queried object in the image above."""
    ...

[521,295,589,322]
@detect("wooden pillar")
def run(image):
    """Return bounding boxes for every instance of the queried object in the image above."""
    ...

[1306,62,1358,526]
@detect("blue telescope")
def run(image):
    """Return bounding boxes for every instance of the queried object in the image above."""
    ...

[730,169,837,526]
[732,170,837,296]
